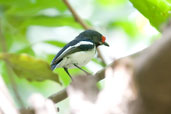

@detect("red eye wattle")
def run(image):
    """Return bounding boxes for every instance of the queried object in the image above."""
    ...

[102,36,106,43]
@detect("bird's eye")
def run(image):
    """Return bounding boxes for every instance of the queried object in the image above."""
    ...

[101,36,106,43]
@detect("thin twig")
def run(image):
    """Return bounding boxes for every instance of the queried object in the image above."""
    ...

[0,21,25,108]
[63,0,90,30]
[96,49,106,65]
[63,0,107,64]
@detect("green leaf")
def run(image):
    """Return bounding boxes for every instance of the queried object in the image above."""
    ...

[44,40,66,48]
[3,30,35,55]
[97,0,127,7]
[54,67,88,86]
[20,16,81,28]
[2,0,66,16]
[109,20,139,38]
[15,46,35,56]
[0,53,61,84]
[129,0,171,29]
[92,58,105,67]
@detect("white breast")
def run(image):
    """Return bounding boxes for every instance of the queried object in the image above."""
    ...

[56,47,96,68]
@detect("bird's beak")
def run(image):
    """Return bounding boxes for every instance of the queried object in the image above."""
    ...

[103,42,109,47]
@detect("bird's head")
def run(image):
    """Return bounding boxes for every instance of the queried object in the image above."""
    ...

[77,30,109,47]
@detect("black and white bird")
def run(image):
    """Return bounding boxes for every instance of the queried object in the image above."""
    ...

[51,30,109,80]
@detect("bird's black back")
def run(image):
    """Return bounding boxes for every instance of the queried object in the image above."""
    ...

[51,39,79,70]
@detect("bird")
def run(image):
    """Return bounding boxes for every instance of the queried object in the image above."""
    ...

[50,30,109,80]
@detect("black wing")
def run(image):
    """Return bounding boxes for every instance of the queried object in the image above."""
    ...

[50,39,94,70]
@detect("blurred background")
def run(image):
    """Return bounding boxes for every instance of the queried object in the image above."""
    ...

[0,0,170,113]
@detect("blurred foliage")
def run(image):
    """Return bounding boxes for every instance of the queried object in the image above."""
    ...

[92,58,105,67]
[0,0,66,16]
[20,16,81,28]
[129,0,171,29]
[109,20,139,38]
[0,0,170,112]
[97,0,127,7]
[44,40,66,48]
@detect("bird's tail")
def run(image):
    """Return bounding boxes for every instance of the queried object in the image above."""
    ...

[50,58,63,71]
[50,64,56,71]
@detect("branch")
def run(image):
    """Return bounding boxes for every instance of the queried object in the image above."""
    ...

[48,58,131,103]
[62,0,107,64]
[48,88,67,103]
[67,58,134,114]
[132,21,171,114]
[48,65,106,103]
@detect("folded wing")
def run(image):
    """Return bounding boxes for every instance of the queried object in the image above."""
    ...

[50,40,94,70]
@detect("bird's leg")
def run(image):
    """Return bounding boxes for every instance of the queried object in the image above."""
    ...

[74,64,91,75]
[64,67,73,80]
